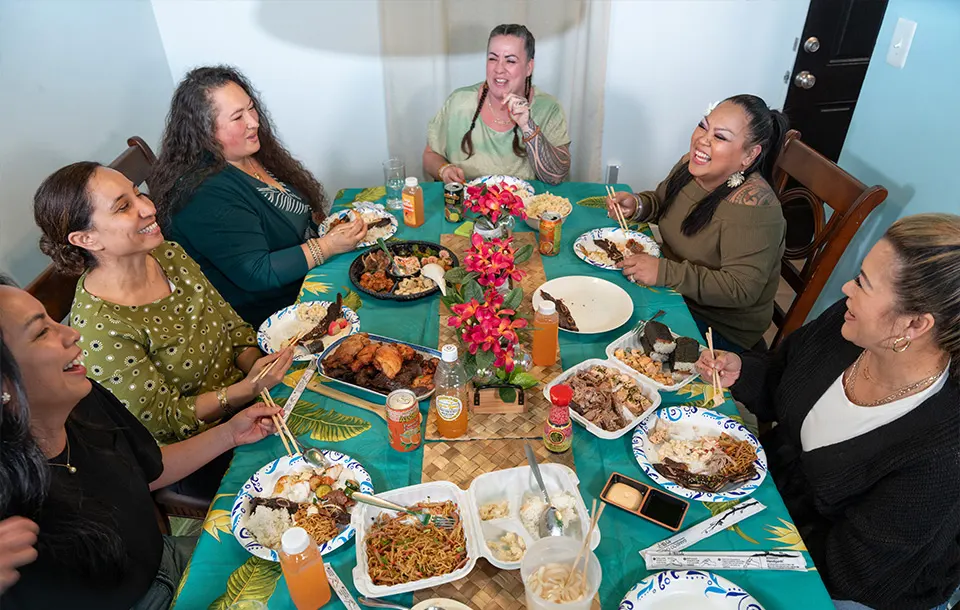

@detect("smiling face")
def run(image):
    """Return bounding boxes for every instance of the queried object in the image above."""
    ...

[841,239,917,349]
[486,35,534,101]
[687,101,761,190]
[211,81,261,162]
[0,286,89,413]
[66,167,163,262]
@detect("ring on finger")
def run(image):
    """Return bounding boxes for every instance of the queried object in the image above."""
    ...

[629,274,636,283]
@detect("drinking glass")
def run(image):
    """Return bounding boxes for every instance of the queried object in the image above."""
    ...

[520,536,601,610]
[383,157,405,210]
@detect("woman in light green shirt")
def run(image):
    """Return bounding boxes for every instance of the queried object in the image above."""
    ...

[423,24,571,185]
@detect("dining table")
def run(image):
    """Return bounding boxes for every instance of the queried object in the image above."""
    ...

[172,180,835,610]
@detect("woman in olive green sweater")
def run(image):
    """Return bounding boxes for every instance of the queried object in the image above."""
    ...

[152,66,366,326]
[609,95,788,351]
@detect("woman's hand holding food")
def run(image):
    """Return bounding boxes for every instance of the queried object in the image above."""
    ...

[619,253,660,286]
[225,402,280,447]
[503,92,532,132]
[320,215,367,256]
[696,350,743,388]
[607,191,638,221]
[0,517,39,593]
[439,164,465,184]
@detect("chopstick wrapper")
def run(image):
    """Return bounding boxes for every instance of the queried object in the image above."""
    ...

[644,551,807,572]
[325,563,361,610]
[641,498,766,557]
[281,358,318,423]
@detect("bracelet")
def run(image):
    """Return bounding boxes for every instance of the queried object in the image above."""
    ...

[307,239,325,266]
[217,387,230,416]
[632,193,652,222]
[521,125,541,144]
[437,163,452,181]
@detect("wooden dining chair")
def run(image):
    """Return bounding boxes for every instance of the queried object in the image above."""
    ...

[25,136,159,322]
[769,130,888,347]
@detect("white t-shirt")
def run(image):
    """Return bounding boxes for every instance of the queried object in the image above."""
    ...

[800,365,949,452]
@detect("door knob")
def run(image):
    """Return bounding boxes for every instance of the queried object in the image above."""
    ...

[803,37,820,53]
[794,71,816,89]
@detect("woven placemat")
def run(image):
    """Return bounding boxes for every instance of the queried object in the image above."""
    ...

[426,232,564,441]
[415,440,600,610]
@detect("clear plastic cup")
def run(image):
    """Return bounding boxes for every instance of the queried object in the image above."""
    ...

[383,157,405,210]
[520,536,602,610]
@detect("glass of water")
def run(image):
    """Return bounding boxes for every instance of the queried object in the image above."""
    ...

[383,157,405,210]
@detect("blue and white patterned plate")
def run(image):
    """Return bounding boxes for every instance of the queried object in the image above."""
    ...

[466,175,535,198]
[632,406,767,502]
[231,451,374,562]
[619,570,765,609]
[574,227,661,271]
[258,302,360,362]
[317,202,398,249]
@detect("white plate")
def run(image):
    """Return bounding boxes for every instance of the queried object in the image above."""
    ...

[619,570,765,609]
[606,326,705,392]
[318,333,441,400]
[532,276,633,334]
[574,227,661,271]
[632,406,768,502]
[317,202,398,248]
[543,358,661,440]
[466,175,535,198]
[258,302,361,362]
[230,452,374,562]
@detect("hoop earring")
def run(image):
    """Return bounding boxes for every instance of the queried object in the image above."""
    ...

[892,336,911,353]
[726,171,745,188]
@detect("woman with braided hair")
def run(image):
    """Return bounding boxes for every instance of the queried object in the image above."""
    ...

[423,24,571,185]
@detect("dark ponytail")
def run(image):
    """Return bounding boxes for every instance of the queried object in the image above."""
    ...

[462,24,536,159]
[661,94,789,236]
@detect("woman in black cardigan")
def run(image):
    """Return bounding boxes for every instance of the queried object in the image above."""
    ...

[698,213,960,610]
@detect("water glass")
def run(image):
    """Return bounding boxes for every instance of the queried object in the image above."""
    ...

[383,157,405,210]
[520,536,601,610]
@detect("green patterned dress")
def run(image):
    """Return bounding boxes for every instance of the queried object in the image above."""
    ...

[70,241,259,444]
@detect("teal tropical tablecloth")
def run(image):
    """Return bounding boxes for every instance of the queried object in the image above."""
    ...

[173,182,833,610]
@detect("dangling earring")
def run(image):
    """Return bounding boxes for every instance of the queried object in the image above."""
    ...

[726,171,745,188]
[1,391,10,405]
[892,336,911,353]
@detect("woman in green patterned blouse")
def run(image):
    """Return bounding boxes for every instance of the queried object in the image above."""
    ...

[423,24,571,185]
[32,162,294,446]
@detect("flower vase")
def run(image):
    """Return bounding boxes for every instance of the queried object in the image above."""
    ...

[473,215,516,241]
[495,276,513,297]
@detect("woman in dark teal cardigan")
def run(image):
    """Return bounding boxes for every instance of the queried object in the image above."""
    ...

[152,66,366,326]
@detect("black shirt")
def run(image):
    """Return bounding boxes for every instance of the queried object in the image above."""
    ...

[3,382,165,610]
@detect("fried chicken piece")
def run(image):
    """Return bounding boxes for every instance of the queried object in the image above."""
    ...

[411,374,435,390]
[420,358,438,377]
[373,344,403,379]
[395,344,416,362]
[326,333,370,367]
[351,344,379,372]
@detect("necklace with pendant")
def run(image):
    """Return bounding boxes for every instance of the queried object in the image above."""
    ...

[50,432,78,475]
[845,351,946,407]
[487,97,512,125]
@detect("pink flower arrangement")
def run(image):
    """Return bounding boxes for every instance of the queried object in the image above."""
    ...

[463,234,526,288]
[465,183,528,224]
[448,288,528,372]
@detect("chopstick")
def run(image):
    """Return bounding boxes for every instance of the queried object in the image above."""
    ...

[565,498,605,588]
[606,186,629,233]
[310,382,389,422]
[254,328,308,383]
[260,390,297,457]
[706,328,725,407]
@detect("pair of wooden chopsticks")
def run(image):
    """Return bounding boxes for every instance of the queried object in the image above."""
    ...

[606,186,629,233]
[253,328,308,383]
[564,498,605,589]
[705,327,725,407]
[260,389,300,457]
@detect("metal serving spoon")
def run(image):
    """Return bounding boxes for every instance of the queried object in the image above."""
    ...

[524,443,564,538]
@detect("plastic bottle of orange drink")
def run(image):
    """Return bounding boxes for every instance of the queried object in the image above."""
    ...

[434,344,469,438]
[401,176,425,227]
[279,527,331,609]
[532,300,559,367]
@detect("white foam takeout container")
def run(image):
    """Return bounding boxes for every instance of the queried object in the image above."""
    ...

[351,465,600,597]
[605,326,705,392]
[543,358,661,440]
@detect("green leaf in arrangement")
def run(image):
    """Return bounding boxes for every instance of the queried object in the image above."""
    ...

[463,352,478,379]
[444,266,470,285]
[207,556,282,610]
[355,186,386,202]
[502,286,523,312]
[499,386,518,403]
[463,280,483,303]
[496,368,509,382]
[577,195,608,209]
[510,371,540,390]
[341,286,363,312]
[283,397,372,442]
[475,349,495,373]
[514,243,534,265]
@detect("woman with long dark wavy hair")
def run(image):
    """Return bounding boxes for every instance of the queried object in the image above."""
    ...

[151,65,366,326]
[423,24,571,185]
[0,277,281,608]
[608,95,789,352]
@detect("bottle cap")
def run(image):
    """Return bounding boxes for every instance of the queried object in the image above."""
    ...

[405,176,419,187]
[441,344,458,362]
[549,405,570,425]
[281,527,311,555]
[549,384,573,407]
[538,301,557,315]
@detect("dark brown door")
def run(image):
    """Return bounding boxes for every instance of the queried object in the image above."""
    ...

[783,0,889,162]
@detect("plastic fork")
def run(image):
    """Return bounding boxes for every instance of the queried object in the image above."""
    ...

[348,491,457,530]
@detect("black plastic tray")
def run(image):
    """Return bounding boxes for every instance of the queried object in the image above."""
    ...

[348,240,460,301]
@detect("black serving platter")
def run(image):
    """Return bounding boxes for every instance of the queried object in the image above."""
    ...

[348,240,460,301]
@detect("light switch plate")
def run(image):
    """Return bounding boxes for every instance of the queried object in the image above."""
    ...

[886,18,917,69]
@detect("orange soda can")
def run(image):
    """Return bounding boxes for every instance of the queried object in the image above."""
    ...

[539,212,562,256]
[386,389,422,451]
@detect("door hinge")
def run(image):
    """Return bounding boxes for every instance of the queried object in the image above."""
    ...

[783,71,790,84]
[793,37,799,52]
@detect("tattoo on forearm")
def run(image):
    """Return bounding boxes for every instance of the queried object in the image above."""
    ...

[523,118,571,184]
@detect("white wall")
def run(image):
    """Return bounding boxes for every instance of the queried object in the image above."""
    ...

[602,0,810,191]
[0,0,174,284]
[149,0,390,197]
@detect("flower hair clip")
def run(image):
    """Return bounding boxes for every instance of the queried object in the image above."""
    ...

[705,100,721,117]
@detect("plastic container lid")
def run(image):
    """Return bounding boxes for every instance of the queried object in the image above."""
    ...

[281,527,311,555]
[405,177,419,187]
[537,301,557,315]
[441,344,459,363]
[549,383,573,407]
